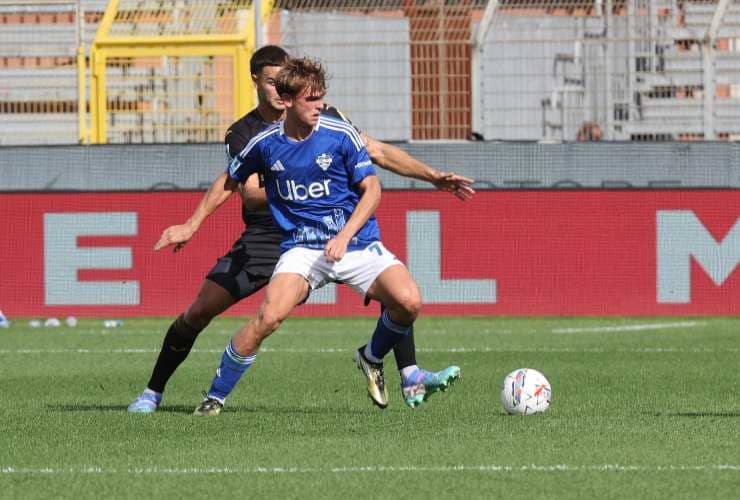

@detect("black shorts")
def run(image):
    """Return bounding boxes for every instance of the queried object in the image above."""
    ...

[206,228,282,301]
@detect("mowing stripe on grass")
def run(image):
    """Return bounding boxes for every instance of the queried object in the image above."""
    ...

[1,464,738,475]
[3,329,516,336]
[0,346,737,355]
[552,322,701,334]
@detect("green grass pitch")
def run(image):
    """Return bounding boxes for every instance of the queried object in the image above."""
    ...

[1,316,738,499]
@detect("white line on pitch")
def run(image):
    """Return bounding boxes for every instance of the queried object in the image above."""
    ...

[552,321,702,334]
[0,346,737,355]
[0,464,737,475]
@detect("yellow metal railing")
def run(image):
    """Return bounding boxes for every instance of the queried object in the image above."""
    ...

[89,0,274,144]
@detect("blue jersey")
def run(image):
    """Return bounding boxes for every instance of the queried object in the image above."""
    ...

[227,115,380,253]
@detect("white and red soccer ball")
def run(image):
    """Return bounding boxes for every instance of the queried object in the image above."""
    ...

[501,368,551,415]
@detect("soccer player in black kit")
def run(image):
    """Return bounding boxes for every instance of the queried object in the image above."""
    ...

[128,45,474,413]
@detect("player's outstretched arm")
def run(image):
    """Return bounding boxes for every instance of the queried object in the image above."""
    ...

[362,133,475,201]
[154,172,239,252]
[324,176,381,263]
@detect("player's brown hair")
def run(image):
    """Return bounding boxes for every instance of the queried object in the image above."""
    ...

[275,57,327,98]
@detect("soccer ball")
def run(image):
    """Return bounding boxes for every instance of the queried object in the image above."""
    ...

[501,368,551,415]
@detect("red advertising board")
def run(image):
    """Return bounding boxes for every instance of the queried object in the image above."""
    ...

[0,191,738,316]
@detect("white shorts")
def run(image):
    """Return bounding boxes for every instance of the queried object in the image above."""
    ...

[273,241,403,296]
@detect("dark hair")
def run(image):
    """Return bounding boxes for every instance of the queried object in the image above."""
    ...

[275,57,327,98]
[250,45,289,75]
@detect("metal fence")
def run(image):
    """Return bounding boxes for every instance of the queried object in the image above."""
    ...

[0,0,739,145]
[0,0,93,145]
[272,0,482,141]
[475,0,740,141]
[88,0,259,144]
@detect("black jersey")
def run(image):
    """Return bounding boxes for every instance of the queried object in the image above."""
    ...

[225,109,276,229]
[224,105,355,229]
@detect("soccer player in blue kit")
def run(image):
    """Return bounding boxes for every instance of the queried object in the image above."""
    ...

[193,57,434,414]
[128,46,471,414]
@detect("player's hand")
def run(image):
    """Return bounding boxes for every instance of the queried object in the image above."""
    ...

[154,224,195,252]
[432,171,476,201]
[324,235,350,262]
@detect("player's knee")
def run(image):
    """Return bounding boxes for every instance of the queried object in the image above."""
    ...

[173,314,202,343]
[404,294,422,321]
[393,287,422,322]
[256,308,284,335]
[183,304,215,331]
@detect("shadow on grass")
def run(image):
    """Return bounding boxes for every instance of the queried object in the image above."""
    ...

[650,411,740,418]
[48,404,131,412]
[238,404,367,416]
[47,403,366,415]
[47,403,263,414]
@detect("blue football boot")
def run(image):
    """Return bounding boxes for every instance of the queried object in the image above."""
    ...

[401,366,461,408]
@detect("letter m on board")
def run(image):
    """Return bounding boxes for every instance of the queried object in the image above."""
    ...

[657,211,740,303]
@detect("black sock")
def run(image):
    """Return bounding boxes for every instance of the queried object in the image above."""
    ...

[386,297,416,370]
[146,315,201,393]
[393,326,417,370]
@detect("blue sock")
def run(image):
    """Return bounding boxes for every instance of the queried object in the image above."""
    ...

[207,341,256,402]
[365,310,412,363]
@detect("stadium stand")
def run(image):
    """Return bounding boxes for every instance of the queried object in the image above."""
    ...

[0,0,739,144]
[0,0,105,145]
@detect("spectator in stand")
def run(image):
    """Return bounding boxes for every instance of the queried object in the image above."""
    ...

[576,121,603,142]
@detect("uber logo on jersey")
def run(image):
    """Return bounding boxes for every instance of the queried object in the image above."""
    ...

[276,178,332,201]
[315,153,333,171]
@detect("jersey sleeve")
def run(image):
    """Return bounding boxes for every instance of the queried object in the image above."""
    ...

[227,139,264,183]
[224,127,248,163]
[343,133,375,187]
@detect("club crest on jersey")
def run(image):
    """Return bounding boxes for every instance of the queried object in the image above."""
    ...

[315,153,333,171]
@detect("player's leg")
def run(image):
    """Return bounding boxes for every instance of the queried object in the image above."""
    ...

[355,244,460,408]
[365,246,460,408]
[369,292,461,407]
[128,236,274,413]
[146,280,236,388]
[365,265,421,355]
[386,306,460,408]
[146,251,274,395]
[352,263,422,408]
[127,279,236,413]
[195,272,309,416]
[367,298,419,374]
[386,306,420,401]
